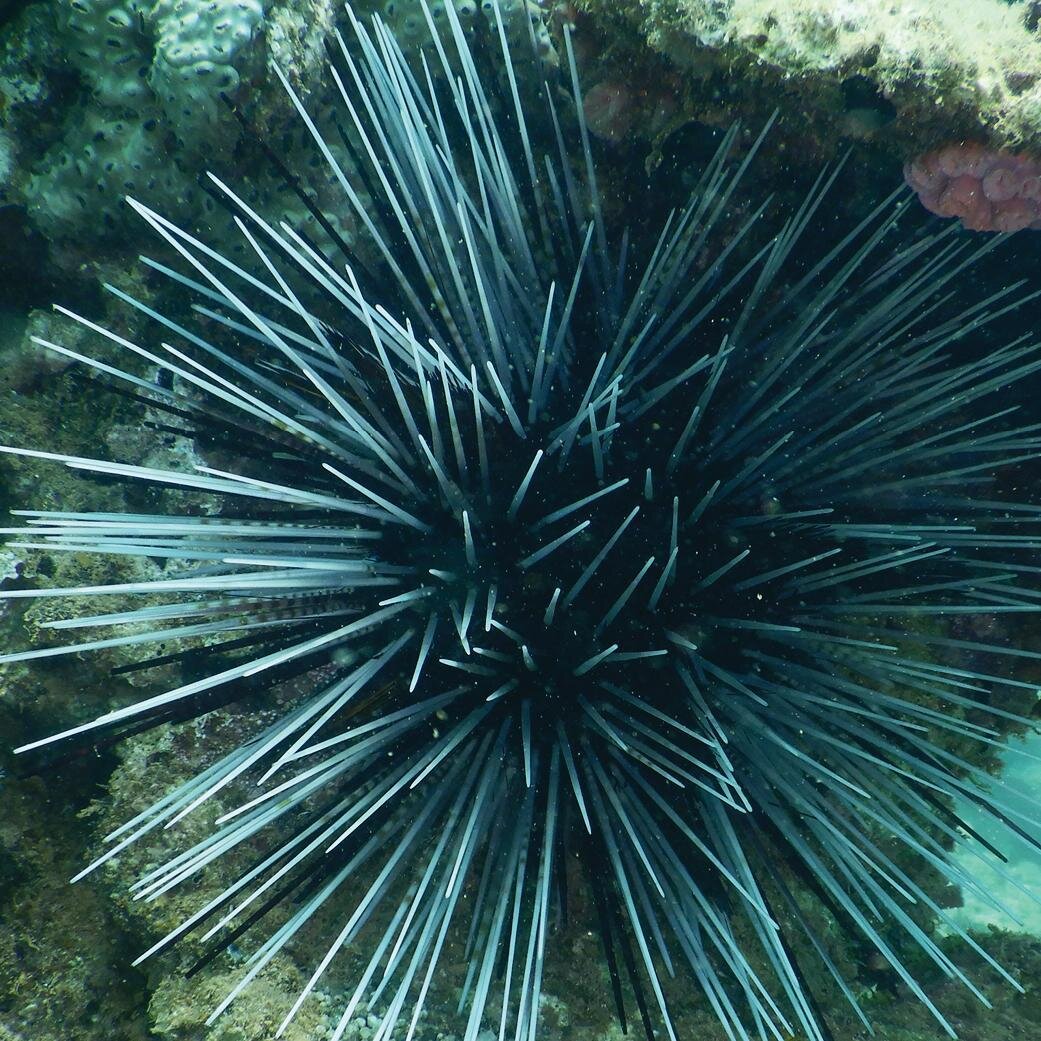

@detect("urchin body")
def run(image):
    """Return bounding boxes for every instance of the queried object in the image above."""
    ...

[4,4,1041,1041]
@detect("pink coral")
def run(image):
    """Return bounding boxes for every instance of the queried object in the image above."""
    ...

[905,143,1041,232]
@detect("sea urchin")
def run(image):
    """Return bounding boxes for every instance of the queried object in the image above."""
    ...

[5,4,1041,1041]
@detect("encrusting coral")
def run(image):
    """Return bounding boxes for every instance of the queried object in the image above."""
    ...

[28,0,265,236]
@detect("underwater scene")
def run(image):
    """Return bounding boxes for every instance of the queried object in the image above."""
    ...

[5,2,1041,1040]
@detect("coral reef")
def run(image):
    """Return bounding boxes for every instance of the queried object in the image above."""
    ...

[6,7,1041,1041]
[1,0,554,269]
[3,3,1041,1041]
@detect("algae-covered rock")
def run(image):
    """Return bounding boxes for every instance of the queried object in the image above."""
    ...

[576,0,1041,155]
